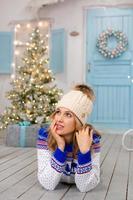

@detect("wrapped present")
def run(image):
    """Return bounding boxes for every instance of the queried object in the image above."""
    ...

[19,121,31,147]
[6,123,40,147]
[6,125,20,147]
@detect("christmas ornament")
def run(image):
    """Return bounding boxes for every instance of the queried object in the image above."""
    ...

[96,28,128,59]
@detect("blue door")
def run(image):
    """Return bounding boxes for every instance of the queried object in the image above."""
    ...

[86,8,133,129]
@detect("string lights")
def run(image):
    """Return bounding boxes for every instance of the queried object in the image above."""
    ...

[0,22,62,130]
[11,20,50,80]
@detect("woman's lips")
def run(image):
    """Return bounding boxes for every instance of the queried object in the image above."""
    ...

[55,123,64,130]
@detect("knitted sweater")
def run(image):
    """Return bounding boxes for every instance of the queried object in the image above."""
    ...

[37,126,101,192]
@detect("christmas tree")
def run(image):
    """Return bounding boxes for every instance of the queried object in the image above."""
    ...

[0,27,62,130]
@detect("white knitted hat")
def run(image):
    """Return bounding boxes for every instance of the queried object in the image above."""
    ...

[56,90,93,125]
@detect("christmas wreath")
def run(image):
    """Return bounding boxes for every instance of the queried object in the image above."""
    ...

[96,28,128,59]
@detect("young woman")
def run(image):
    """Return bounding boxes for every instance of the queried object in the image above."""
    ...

[37,84,101,192]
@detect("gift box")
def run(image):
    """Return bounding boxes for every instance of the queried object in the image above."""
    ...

[5,123,40,147]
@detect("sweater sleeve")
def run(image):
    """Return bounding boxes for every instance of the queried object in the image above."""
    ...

[37,127,67,190]
[75,134,101,192]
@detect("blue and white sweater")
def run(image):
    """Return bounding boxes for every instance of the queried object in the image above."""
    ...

[37,127,101,192]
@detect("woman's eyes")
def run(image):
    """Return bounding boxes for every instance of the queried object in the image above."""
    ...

[65,112,72,118]
[55,110,72,118]
[55,110,61,114]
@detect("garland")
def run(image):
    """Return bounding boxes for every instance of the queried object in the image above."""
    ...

[96,28,128,59]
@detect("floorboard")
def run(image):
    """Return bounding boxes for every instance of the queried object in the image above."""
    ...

[0,134,132,200]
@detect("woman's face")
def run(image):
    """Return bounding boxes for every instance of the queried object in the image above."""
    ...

[52,107,76,136]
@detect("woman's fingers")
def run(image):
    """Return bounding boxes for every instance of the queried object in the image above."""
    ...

[75,131,79,137]
[78,125,91,136]
[89,129,93,142]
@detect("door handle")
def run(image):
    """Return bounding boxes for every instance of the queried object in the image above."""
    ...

[88,63,91,72]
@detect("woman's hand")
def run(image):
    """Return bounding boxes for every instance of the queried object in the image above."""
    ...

[50,121,65,151]
[76,125,93,154]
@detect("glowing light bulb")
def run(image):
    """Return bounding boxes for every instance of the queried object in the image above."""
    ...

[11,74,15,79]
[26,23,31,28]
[11,63,15,67]
[15,50,20,55]
[14,27,18,32]
[14,40,18,45]
[16,24,21,29]
[38,21,43,27]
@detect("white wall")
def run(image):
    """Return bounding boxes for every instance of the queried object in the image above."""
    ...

[0,0,33,113]
[0,0,35,31]
[0,0,133,113]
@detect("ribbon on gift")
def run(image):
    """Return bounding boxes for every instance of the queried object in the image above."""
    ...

[19,121,31,126]
[18,121,31,147]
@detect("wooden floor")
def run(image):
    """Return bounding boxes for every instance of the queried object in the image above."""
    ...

[0,134,133,200]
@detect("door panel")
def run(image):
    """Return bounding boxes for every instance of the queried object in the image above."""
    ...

[86,8,133,129]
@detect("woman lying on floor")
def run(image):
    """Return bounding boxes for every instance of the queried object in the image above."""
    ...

[37,84,101,192]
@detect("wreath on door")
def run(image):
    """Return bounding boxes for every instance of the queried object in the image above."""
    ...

[96,28,128,59]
